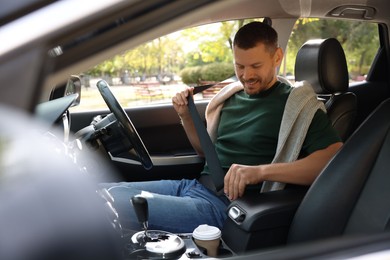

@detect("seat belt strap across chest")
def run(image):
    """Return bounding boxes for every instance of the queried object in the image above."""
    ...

[187,89,225,194]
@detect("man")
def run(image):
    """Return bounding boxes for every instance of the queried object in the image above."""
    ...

[101,21,342,233]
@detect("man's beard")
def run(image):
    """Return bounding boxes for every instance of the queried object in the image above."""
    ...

[240,75,274,95]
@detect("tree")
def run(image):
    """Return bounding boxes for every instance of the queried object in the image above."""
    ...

[86,18,379,83]
[283,18,379,78]
[181,24,226,66]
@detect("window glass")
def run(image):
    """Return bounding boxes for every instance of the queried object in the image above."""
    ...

[279,18,379,83]
[71,19,268,112]
[71,18,379,112]
[71,21,241,112]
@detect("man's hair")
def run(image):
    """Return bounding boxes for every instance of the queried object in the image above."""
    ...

[233,21,278,53]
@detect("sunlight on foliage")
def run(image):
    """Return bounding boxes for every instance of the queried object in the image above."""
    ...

[281,18,378,79]
[79,17,379,110]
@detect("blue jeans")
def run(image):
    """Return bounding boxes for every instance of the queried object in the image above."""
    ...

[99,179,230,233]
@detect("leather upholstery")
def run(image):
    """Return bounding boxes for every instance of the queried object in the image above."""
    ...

[295,38,348,94]
[222,99,390,252]
[295,38,357,141]
[288,98,390,243]
[326,93,357,141]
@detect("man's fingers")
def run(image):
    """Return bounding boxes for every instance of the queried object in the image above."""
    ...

[224,168,235,200]
[224,171,230,195]
[173,87,194,106]
[224,164,243,200]
[238,178,246,198]
[232,174,245,200]
[224,164,252,200]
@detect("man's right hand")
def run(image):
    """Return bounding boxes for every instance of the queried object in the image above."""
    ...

[171,86,204,156]
[172,87,194,118]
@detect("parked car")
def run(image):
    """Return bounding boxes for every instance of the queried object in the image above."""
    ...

[1,0,390,259]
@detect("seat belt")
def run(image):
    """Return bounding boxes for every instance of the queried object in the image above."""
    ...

[187,85,225,194]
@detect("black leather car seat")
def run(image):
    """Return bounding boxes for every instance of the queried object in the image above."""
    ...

[295,38,357,141]
[288,97,390,243]
[222,98,390,253]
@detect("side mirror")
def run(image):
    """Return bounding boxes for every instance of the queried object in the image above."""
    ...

[50,75,81,107]
[65,75,81,107]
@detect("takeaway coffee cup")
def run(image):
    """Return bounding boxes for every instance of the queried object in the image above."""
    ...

[192,224,221,257]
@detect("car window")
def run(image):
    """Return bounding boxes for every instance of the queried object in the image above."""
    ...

[70,19,261,112]
[71,18,379,112]
[279,18,379,83]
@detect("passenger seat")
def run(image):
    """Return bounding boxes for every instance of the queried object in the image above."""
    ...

[295,38,357,141]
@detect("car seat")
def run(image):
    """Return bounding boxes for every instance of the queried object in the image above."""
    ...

[288,97,390,243]
[223,97,390,253]
[295,38,357,141]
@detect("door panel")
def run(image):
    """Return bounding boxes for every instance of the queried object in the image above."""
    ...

[70,101,209,181]
[349,82,390,131]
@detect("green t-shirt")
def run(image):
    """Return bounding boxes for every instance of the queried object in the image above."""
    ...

[202,81,341,175]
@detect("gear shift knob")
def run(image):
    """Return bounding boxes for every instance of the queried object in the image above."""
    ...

[131,196,148,232]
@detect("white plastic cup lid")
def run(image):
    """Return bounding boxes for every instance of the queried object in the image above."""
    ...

[192,224,221,240]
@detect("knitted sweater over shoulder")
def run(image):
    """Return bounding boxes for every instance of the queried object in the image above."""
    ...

[205,80,326,192]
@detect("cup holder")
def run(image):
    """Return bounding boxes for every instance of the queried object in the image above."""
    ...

[193,238,234,258]
[217,247,234,258]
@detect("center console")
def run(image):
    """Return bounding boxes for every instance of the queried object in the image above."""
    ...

[122,231,234,259]
[122,195,234,259]
[99,187,306,259]
[222,188,307,253]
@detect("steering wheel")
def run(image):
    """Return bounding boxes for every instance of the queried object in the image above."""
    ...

[96,80,153,170]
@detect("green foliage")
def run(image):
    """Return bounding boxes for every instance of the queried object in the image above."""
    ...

[180,62,234,85]
[85,20,240,78]
[200,63,235,82]
[86,36,184,78]
[86,18,379,83]
[180,66,202,85]
[281,19,379,79]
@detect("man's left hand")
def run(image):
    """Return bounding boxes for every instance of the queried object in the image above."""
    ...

[224,164,262,200]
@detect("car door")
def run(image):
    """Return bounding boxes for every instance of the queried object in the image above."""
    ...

[66,18,295,182]
[70,98,207,182]
[68,17,389,184]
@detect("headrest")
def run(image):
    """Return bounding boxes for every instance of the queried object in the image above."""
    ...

[295,38,349,94]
